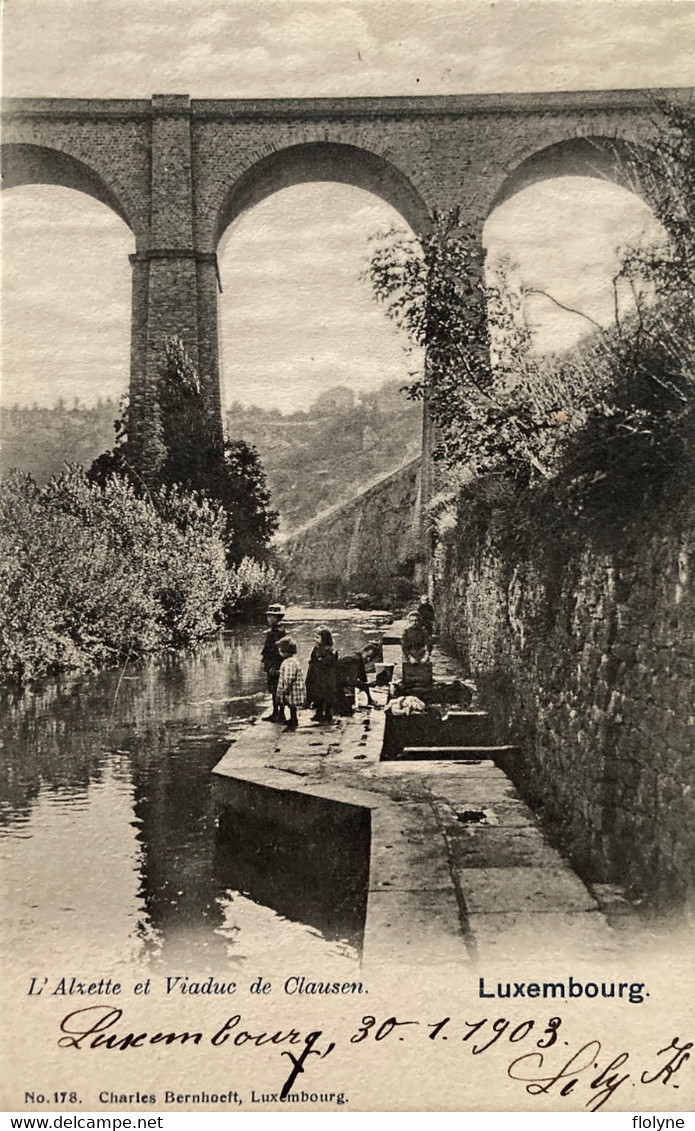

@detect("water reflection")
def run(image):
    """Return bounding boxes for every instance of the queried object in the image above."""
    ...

[215,802,370,962]
[0,617,373,972]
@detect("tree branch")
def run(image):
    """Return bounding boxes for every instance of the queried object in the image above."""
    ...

[523,287,608,334]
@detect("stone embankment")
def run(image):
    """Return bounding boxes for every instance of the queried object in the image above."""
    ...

[278,459,421,603]
[212,626,620,967]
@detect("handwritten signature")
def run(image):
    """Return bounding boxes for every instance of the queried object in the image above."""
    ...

[507,1035,692,1111]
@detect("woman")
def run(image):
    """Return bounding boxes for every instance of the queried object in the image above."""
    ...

[401,609,432,663]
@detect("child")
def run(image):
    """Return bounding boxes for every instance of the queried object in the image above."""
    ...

[305,626,339,723]
[337,642,379,714]
[276,636,306,732]
[417,593,436,636]
[401,609,432,663]
[260,603,287,722]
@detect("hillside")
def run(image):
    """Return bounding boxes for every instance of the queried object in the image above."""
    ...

[1,381,422,532]
[226,382,422,531]
[0,399,121,484]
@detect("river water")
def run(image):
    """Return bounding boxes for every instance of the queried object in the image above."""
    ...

[0,612,380,978]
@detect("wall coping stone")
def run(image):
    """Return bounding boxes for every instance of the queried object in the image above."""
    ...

[3,87,693,123]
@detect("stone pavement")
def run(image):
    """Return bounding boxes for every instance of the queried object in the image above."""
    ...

[212,628,619,969]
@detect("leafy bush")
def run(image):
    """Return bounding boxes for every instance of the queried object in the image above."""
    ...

[0,467,229,684]
[225,556,286,620]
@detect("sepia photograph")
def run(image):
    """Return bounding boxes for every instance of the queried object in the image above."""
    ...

[1,0,694,1116]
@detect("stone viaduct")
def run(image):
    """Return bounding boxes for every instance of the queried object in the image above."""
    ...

[1,88,688,479]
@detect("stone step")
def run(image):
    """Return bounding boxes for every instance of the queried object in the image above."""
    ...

[398,745,519,762]
[381,710,496,758]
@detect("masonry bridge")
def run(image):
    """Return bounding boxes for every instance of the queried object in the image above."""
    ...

[1,89,687,482]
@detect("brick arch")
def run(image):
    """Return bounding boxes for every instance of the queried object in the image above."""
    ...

[487,136,652,215]
[1,142,136,236]
[213,141,432,246]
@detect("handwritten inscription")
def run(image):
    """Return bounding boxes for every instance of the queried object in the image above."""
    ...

[53,1005,692,1112]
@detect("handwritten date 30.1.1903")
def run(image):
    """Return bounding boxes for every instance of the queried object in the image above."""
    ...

[56,1006,692,1112]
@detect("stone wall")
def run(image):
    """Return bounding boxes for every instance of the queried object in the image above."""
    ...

[279,459,422,603]
[436,485,695,911]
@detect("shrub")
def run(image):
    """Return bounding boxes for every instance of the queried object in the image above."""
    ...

[225,556,286,621]
[0,467,229,684]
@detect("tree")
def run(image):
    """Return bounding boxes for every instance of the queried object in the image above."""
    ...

[538,101,695,522]
[364,210,555,478]
[364,100,695,503]
[206,438,279,564]
[91,336,278,564]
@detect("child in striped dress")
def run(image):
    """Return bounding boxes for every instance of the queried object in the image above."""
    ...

[276,636,306,732]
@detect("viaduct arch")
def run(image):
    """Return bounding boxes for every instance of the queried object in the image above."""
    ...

[1,88,689,473]
[1,142,136,232]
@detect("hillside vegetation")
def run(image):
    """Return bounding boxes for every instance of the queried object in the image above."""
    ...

[225,382,422,531]
[1,399,118,483]
[2,380,423,532]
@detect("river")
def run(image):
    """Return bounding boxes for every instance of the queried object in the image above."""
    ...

[0,611,383,978]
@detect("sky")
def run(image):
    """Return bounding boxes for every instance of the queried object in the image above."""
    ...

[1,0,694,411]
[3,0,695,100]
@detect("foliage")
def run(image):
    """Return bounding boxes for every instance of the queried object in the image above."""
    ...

[365,100,695,534]
[546,98,695,530]
[91,336,278,564]
[209,439,279,563]
[0,466,229,684]
[225,556,286,621]
[364,211,554,477]
[624,98,695,289]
